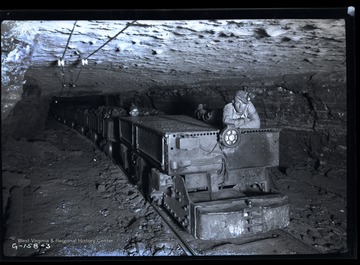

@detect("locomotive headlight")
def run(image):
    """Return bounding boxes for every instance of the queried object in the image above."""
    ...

[105,142,113,157]
[220,126,241,148]
[92,132,98,143]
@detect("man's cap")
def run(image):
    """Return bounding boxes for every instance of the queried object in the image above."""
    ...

[130,103,138,111]
[235,90,250,103]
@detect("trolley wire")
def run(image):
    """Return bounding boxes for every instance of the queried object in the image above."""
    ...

[61,20,78,61]
[58,20,137,94]
[59,20,77,96]
[73,20,137,86]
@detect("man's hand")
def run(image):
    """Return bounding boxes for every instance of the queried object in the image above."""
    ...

[235,118,246,128]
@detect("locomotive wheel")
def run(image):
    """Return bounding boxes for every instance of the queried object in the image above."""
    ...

[219,126,241,148]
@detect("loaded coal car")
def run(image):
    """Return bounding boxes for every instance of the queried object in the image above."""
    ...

[52,102,127,161]
[51,102,290,240]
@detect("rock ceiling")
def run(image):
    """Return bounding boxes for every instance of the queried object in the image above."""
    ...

[1,12,348,98]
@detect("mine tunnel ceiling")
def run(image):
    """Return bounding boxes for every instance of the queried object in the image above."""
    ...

[6,17,346,97]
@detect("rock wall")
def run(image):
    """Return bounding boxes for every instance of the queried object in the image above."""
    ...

[1,22,44,144]
[1,26,29,116]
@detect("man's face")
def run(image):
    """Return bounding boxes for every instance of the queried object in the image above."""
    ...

[129,108,139,116]
[233,95,248,112]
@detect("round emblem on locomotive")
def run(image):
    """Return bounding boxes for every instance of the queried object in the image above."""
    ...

[219,125,241,148]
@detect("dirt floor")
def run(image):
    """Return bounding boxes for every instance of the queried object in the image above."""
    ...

[1,116,351,260]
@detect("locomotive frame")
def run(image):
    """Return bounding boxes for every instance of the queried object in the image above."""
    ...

[51,102,290,240]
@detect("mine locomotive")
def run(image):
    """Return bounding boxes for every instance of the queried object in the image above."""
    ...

[51,102,290,240]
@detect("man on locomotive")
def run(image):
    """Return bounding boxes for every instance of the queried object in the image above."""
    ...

[195,89,261,129]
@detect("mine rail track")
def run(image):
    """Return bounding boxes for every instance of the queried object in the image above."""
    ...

[77,131,196,256]
[109,161,197,256]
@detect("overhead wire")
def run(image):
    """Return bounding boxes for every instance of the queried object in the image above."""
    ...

[59,20,78,96]
[73,20,137,86]
[61,20,78,61]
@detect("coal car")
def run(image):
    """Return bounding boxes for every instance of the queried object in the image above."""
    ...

[51,102,290,240]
